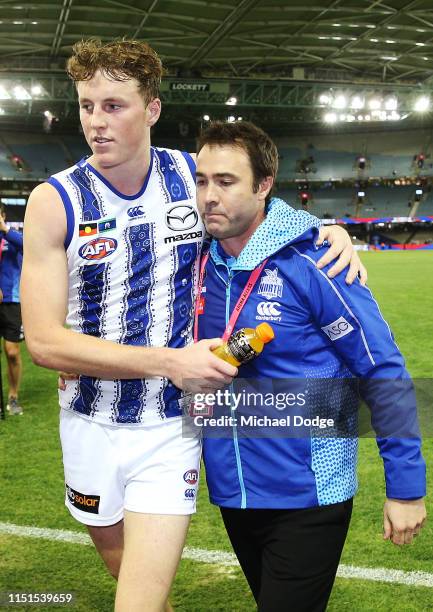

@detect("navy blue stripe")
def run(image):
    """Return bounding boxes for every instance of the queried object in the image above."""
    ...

[71,263,106,417]
[47,177,75,250]
[154,148,189,202]
[85,148,154,201]
[115,223,156,424]
[182,151,196,182]
[70,167,103,221]
[162,241,200,418]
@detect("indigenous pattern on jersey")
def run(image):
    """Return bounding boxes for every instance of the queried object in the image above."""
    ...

[49,147,202,426]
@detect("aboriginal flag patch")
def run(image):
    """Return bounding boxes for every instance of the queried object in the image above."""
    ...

[79,222,98,237]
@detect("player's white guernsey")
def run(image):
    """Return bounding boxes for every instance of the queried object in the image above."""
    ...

[49,147,203,426]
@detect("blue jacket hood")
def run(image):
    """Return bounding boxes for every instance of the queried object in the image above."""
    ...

[209,197,321,271]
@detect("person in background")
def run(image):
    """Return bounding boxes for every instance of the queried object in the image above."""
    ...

[0,203,24,415]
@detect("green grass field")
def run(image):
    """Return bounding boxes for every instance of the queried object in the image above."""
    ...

[1,251,432,611]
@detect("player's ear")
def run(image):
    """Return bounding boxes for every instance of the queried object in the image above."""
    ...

[146,98,161,127]
[258,176,273,202]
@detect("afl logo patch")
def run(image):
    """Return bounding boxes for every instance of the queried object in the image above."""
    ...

[79,237,118,260]
[183,469,198,485]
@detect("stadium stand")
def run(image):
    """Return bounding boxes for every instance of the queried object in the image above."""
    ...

[0,133,89,179]
[276,127,433,181]
[277,185,426,218]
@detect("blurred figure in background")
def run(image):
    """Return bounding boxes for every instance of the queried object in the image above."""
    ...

[0,203,24,415]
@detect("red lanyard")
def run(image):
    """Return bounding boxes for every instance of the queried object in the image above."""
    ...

[193,250,268,343]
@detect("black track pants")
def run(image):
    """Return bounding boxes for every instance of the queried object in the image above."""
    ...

[220,499,353,612]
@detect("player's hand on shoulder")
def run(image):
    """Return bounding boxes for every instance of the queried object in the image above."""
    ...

[316,225,368,286]
[383,497,427,545]
[167,339,237,393]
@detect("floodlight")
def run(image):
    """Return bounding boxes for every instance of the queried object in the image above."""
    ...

[13,85,31,100]
[332,95,346,109]
[0,85,11,100]
[414,96,430,112]
[368,98,382,110]
[350,96,364,110]
[324,112,337,123]
[384,97,398,111]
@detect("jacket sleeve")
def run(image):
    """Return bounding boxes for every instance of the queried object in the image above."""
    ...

[3,229,23,252]
[292,245,426,500]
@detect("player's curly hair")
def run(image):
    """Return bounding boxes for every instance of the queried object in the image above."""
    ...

[67,38,163,103]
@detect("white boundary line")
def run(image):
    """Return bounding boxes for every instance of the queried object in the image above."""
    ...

[1,521,432,588]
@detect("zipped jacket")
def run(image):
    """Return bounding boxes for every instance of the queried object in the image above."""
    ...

[197,198,426,509]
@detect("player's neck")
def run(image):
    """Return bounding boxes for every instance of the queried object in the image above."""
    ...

[89,146,152,197]
[220,213,265,258]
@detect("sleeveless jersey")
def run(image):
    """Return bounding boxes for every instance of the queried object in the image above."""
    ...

[48,147,203,426]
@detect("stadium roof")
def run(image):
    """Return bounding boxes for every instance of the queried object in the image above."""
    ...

[1,0,433,84]
[1,0,433,131]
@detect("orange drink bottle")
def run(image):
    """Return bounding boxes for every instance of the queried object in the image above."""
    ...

[212,323,275,366]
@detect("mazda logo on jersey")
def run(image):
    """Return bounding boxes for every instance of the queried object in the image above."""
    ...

[165,205,198,231]
[79,237,118,260]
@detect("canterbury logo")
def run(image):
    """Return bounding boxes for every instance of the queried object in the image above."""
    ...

[256,302,281,316]
[165,205,198,231]
[127,206,144,218]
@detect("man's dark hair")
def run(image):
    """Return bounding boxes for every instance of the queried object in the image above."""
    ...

[196,121,279,205]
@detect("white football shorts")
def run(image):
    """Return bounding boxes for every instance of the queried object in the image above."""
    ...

[59,409,202,526]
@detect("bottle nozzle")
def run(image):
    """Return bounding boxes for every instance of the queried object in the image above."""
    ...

[256,323,275,344]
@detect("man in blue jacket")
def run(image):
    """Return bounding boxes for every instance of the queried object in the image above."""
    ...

[194,121,427,612]
[0,203,24,415]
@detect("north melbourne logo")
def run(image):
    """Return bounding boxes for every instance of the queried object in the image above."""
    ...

[321,316,354,341]
[257,268,283,300]
[256,301,282,321]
